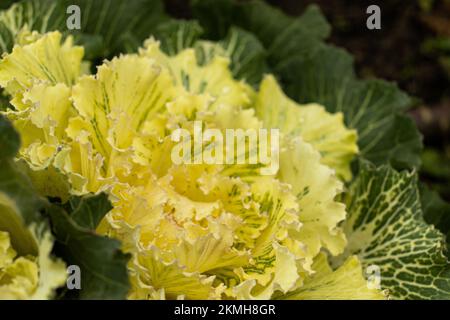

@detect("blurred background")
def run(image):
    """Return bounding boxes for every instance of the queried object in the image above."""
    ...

[166,0,450,201]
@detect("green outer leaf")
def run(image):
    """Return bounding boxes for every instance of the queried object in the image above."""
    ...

[191,0,329,43]
[0,89,12,111]
[0,113,20,160]
[0,115,45,255]
[191,0,328,66]
[293,4,330,40]
[47,194,130,300]
[154,20,204,55]
[64,193,113,230]
[0,0,169,58]
[191,0,233,40]
[363,114,422,169]
[0,0,66,54]
[0,0,18,10]
[334,162,450,299]
[421,148,450,180]
[421,184,450,256]
[0,116,43,227]
[194,26,268,86]
[218,27,268,86]
[66,0,169,57]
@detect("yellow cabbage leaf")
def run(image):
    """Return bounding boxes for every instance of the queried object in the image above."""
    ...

[255,75,358,180]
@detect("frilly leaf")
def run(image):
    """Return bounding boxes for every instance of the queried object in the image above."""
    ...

[334,162,450,299]
[256,75,358,181]
[275,253,386,300]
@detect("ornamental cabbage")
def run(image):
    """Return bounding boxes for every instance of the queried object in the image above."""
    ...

[0,0,448,301]
[0,31,373,299]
